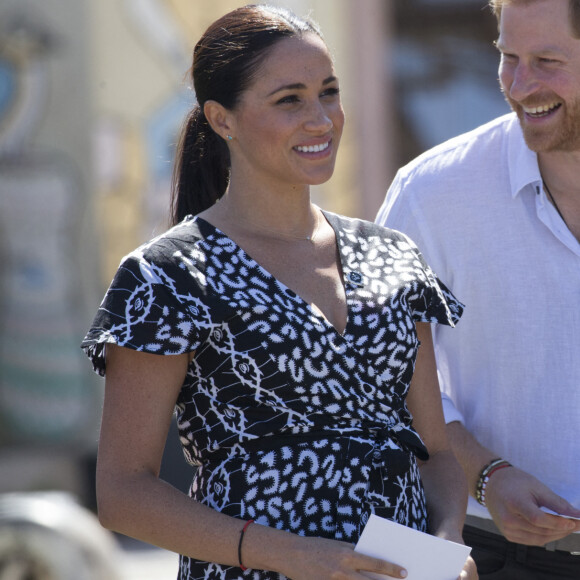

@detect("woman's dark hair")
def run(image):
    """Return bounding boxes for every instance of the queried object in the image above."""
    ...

[170,4,323,225]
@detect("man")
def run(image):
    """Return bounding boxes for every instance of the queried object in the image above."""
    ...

[376,1,580,578]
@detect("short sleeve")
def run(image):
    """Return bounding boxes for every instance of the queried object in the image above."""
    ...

[416,271,463,326]
[81,250,206,376]
[399,232,464,327]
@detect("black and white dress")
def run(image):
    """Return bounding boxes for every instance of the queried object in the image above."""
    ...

[82,211,463,580]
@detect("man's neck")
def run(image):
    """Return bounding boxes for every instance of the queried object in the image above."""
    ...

[538,151,580,242]
[538,150,580,194]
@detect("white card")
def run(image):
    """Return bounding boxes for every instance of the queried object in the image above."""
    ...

[540,507,580,521]
[355,514,471,580]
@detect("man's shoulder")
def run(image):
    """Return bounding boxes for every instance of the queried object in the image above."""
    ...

[379,113,522,227]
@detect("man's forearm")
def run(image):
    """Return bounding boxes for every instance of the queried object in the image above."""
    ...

[446,420,498,498]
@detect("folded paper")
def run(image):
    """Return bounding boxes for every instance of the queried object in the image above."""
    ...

[355,514,471,580]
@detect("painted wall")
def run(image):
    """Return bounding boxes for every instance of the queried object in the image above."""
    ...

[0,0,99,451]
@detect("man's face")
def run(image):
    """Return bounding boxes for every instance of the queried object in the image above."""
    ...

[497,0,580,152]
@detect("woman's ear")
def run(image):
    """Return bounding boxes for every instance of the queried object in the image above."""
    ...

[204,100,234,141]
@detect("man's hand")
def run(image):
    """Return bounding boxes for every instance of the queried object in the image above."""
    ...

[485,465,580,546]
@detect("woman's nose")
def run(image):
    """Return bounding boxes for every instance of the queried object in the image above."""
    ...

[304,102,333,132]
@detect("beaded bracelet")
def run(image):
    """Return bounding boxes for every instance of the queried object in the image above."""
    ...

[238,519,254,571]
[475,458,512,506]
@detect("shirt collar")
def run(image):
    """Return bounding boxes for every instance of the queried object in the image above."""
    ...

[506,113,542,198]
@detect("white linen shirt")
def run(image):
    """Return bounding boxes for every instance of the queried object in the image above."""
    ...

[377,112,580,519]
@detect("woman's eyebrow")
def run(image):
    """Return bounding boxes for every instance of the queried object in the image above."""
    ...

[267,75,337,97]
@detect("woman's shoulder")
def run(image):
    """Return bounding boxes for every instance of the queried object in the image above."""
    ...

[122,215,216,268]
[323,210,416,245]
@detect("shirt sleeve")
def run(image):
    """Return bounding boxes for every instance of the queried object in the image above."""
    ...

[80,250,206,376]
[441,390,465,424]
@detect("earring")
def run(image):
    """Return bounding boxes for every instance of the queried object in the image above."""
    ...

[226,135,233,141]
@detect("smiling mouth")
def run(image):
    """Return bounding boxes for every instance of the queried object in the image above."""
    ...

[523,102,562,118]
[294,141,330,153]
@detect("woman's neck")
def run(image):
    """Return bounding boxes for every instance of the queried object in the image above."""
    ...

[210,183,317,238]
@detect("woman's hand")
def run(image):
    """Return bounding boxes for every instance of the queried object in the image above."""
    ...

[430,530,478,580]
[275,532,477,580]
[248,531,408,579]
[458,555,478,580]
[291,540,407,579]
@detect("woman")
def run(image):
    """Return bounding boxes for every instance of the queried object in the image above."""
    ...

[82,5,476,579]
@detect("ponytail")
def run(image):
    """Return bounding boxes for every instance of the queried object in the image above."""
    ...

[170,105,230,226]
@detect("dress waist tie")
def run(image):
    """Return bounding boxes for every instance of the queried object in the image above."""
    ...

[203,420,429,468]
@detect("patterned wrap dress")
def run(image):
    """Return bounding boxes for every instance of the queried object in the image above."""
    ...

[81,211,463,580]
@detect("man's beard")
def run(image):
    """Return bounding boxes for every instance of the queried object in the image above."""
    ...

[505,93,580,152]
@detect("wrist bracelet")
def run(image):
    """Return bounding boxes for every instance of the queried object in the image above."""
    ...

[238,519,254,571]
[475,458,512,507]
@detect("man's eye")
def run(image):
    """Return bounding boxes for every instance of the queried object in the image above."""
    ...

[501,53,518,62]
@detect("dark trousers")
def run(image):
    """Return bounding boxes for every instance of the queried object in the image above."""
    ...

[463,524,580,580]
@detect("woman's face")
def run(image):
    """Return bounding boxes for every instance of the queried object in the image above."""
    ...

[227,33,345,191]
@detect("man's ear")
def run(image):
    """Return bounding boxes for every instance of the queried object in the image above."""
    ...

[204,100,235,141]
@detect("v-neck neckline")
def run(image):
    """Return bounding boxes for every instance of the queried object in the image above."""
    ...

[193,211,354,338]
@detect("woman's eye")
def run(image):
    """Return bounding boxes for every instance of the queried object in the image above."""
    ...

[321,87,340,98]
[277,95,299,105]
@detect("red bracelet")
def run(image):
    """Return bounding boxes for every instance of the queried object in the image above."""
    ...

[486,462,512,480]
[238,519,254,571]
[475,458,512,506]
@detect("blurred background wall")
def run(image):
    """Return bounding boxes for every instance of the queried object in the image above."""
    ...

[0,0,509,510]
[0,0,99,505]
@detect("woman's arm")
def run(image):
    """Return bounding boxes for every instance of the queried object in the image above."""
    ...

[407,323,478,579]
[97,345,246,561]
[96,345,409,579]
[406,322,467,540]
